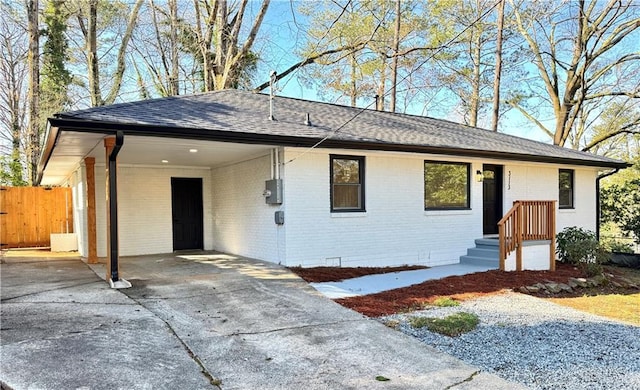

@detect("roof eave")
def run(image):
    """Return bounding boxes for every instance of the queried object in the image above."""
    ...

[331,140,630,169]
[36,122,60,185]
[44,118,630,174]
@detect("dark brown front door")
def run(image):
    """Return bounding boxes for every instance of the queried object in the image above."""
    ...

[171,178,203,251]
[483,165,503,235]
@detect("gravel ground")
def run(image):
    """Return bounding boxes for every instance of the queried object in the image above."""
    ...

[380,292,640,390]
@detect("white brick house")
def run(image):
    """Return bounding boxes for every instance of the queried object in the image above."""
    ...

[38,90,627,279]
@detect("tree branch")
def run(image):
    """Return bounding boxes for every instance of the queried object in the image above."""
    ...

[582,125,640,152]
[505,99,553,138]
[383,44,450,58]
[104,0,144,105]
[237,0,270,63]
[253,42,368,92]
[584,90,640,101]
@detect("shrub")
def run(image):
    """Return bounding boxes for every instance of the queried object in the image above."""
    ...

[601,237,634,254]
[601,178,640,245]
[556,226,609,276]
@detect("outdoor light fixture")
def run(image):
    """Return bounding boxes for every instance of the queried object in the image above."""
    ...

[189,148,198,153]
[161,160,168,163]
[476,170,484,182]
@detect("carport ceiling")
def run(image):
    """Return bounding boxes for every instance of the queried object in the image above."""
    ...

[41,131,273,186]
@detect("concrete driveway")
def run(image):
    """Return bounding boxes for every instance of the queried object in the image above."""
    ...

[1,251,523,389]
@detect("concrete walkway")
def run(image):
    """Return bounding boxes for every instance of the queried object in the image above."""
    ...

[311,263,497,299]
[1,252,522,389]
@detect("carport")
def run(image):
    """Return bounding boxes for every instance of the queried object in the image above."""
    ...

[38,124,276,287]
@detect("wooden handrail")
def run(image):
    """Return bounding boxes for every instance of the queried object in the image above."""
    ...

[497,200,556,271]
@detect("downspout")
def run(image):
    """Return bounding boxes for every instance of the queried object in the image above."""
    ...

[109,131,124,282]
[596,168,619,241]
[274,147,280,180]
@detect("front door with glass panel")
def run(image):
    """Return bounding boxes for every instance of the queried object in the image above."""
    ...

[482,165,503,235]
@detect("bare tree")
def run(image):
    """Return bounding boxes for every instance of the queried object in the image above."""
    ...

[186,0,270,91]
[68,0,144,106]
[509,0,640,147]
[0,4,28,185]
[130,0,182,97]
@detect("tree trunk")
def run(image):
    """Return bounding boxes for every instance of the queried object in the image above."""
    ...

[1,23,27,184]
[214,0,228,90]
[376,54,387,111]
[87,0,101,106]
[350,53,357,107]
[469,30,481,127]
[216,0,270,90]
[169,0,179,95]
[103,0,143,105]
[26,0,39,184]
[491,0,504,131]
[148,0,169,96]
[10,59,24,184]
[389,0,401,113]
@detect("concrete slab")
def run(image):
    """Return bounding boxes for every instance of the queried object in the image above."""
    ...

[311,263,497,298]
[1,252,523,390]
[1,259,216,389]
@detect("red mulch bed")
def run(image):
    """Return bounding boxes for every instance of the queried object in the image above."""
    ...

[288,265,428,283]
[335,262,586,317]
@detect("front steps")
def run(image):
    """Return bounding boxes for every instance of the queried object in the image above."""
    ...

[460,238,500,268]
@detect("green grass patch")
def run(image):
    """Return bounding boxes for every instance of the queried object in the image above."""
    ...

[432,297,460,307]
[409,316,431,328]
[409,312,480,337]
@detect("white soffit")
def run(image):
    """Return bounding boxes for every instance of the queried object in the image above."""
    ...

[41,132,273,186]
[41,131,106,186]
[87,135,272,167]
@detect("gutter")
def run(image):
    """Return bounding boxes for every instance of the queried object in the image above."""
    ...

[596,168,620,240]
[35,122,60,185]
[46,117,630,170]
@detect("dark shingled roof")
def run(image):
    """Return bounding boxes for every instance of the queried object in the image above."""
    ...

[50,89,627,168]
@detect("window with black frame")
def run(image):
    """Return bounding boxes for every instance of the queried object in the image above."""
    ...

[330,155,365,212]
[424,161,470,210]
[559,169,574,209]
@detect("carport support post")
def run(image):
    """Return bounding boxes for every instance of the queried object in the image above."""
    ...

[104,134,130,288]
[84,157,98,264]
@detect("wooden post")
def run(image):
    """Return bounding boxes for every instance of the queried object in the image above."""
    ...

[516,203,523,271]
[104,137,116,280]
[498,223,505,271]
[550,201,556,271]
[84,157,98,264]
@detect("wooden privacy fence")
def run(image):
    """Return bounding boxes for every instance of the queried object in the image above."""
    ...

[0,186,74,248]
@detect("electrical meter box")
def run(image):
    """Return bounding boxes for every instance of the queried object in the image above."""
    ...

[264,179,283,204]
